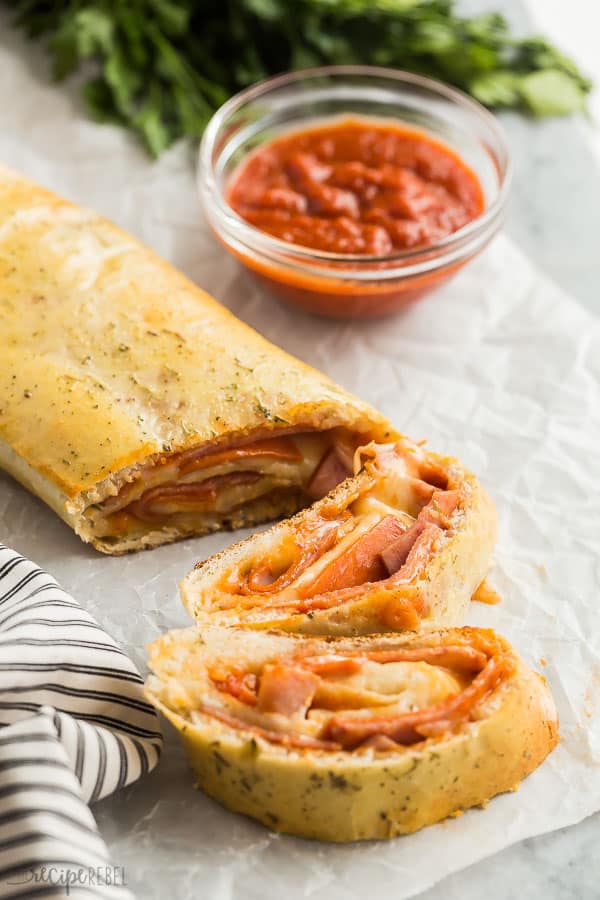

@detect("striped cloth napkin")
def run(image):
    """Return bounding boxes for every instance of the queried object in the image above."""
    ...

[0,544,162,899]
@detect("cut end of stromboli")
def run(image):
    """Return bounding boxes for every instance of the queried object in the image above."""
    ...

[75,426,382,553]
[144,625,558,841]
[181,437,497,633]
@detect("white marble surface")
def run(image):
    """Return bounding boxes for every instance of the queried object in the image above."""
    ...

[418,809,600,900]
[501,112,600,316]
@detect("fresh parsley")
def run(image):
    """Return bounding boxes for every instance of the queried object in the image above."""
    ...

[4,0,592,156]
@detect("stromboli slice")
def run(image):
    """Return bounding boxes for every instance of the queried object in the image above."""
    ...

[182,438,497,633]
[0,164,393,553]
[145,626,558,841]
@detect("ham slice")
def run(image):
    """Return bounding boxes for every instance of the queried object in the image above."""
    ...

[422,489,460,525]
[390,523,442,583]
[381,490,459,576]
[380,522,425,575]
[307,447,352,499]
[257,664,319,716]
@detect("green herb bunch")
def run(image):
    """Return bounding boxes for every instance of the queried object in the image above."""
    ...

[5,0,592,156]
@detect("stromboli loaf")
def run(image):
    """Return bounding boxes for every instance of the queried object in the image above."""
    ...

[182,438,497,633]
[0,164,393,553]
[145,625,558,841]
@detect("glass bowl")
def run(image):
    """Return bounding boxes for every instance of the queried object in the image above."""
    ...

[198,66,511,319]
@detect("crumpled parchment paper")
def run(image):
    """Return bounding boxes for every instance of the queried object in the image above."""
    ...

[0,14,599,900]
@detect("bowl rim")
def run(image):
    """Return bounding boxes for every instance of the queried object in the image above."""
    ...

[198,64,512,272]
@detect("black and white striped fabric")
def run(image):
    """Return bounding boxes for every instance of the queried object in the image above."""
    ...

[0,545,162,899]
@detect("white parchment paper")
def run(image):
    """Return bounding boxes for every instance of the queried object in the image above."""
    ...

[0,16,599,900]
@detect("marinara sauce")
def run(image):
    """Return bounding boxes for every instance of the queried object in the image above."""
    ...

[225,118,486,317]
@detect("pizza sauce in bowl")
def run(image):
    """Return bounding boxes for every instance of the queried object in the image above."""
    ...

[199,67,510,319]
[227,120,484,256]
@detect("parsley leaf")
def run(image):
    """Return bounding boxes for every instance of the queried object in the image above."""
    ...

[3,0,592,157]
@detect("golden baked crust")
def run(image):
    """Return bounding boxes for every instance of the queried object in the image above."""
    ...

[0,164,393,552]
[145,626,558,842]
[181,438,497,633]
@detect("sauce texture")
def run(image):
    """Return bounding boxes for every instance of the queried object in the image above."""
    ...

[227,119,485,255]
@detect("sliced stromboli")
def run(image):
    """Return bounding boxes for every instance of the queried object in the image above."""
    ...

[145,626,558,841]
[181,438,497,633]
[0,165,393,553]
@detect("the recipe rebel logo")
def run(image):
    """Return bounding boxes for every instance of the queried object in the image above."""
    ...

[6,864,128,894]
